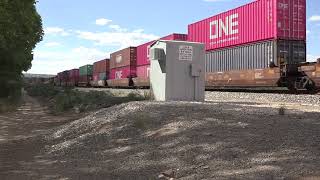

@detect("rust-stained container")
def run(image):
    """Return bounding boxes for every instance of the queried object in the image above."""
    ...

[137,33,188,66]
[188,0,306,51]
[92,59,110,87]
[67,69,79,87]
[110,47,137,69]
[93,59,110,79]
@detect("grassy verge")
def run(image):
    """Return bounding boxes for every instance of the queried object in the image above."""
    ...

[25,84,148,114]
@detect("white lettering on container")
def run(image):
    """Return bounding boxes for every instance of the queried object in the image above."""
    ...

[210,13,239,40]
[115,71,122,79]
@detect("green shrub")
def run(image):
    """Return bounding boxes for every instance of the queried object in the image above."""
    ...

[26,84,148,113]
[26,84,60,98]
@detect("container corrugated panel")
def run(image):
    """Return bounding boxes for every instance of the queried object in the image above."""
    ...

[136,33,188,66]
[110,47,137,69]
[69,69,79,79]
[109,66,137,80]
[136,65,150,79]
[93,59,109,81]
[93,59,110,74]
[79,65,93,76]
[62,70,69,81]
[188,0,306,51]
[68,69,79,85]
[206,40,306,73]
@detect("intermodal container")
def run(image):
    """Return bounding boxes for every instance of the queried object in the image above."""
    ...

[205,40,306,73]
[60,70,69,86]
[57,72,62,86]
[137,33,188,66]
[93,59,110,81]
[110,47,137,69]
[188,0,306,51]
[68,69,79,86]
[109,66,136,80]
[79,65,93,76]
[136,65,150,79]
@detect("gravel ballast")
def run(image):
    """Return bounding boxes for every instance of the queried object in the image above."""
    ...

[1,91,320,179]
[42,100,320,179]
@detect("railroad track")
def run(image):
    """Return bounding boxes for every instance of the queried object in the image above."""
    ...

[75,86,320,95]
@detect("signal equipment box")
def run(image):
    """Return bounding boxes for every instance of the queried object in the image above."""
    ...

[150,40,205,102]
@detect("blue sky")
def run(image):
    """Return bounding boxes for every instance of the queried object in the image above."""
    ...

[29,0,320,74]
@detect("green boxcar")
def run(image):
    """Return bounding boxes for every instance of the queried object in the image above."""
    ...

[79,65,93,76]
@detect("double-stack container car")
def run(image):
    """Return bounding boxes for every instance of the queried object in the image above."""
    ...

[56,73,62,86]
[60,70,69,87]
[91,59,110,87]
[79,65,93,87]
[53,0,319,92]
[108,47,137,87]
[188,0,312,90]
[133,33,188,87]
[67,69,79,87]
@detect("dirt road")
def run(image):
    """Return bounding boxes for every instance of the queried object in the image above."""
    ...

[0,94,82,180]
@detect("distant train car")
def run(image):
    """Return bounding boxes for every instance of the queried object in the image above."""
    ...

[67,69,79,87]
[61,70,69,87]
[108,47,137,87]
[91,59,110,87]
[79,65,93,87]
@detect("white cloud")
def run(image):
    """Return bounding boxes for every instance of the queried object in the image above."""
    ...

[44,42,61,47]
[307,54,320,62]
[28,47,109,74]
[95,18,112,26]
[306,30,310,35]
[44,27,70,36]
[109,24,127,32]
[309,15,320,22]
[76,29,159,49]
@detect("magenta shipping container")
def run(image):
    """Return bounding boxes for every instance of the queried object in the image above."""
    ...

[136,33,188,66]
[136,65,150,79]
[188,0,306,51]
[109,66,137,80]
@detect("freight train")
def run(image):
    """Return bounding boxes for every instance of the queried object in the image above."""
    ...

[53,0,320,92]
